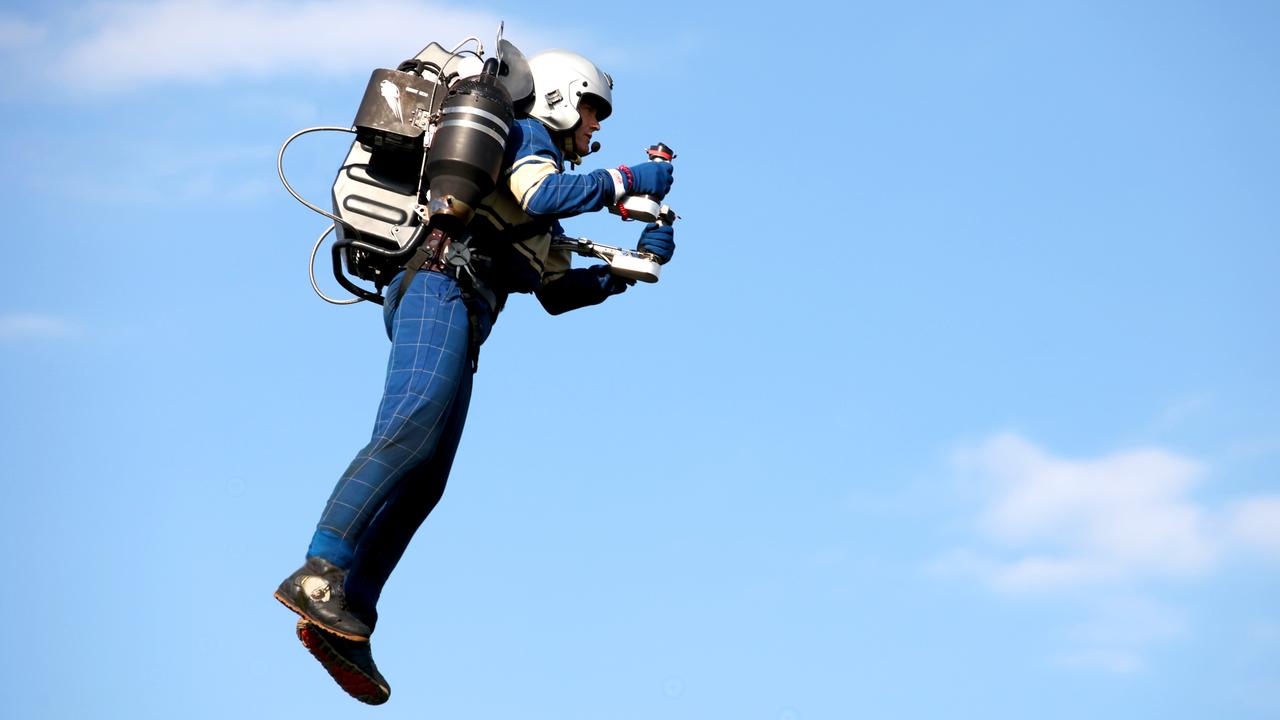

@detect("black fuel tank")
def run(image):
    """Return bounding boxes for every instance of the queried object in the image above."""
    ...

[425,66,514,222]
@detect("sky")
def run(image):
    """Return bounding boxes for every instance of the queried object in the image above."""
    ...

[1,0,1278,717]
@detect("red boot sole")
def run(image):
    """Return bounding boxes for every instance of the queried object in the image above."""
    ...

[295,620,390,705]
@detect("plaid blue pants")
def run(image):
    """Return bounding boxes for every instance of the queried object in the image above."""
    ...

[306,270,491,625]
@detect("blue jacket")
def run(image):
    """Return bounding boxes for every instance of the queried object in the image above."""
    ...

[468,119,627,314]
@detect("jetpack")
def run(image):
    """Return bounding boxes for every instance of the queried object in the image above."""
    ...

[277,27,534,305]
[278,26,680,304]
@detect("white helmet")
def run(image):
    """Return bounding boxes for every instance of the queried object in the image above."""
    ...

[526,50,613,132]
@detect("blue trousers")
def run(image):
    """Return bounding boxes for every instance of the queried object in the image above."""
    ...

[306,270,492,628]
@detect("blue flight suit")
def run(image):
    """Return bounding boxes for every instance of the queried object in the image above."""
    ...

[303,119,630,628]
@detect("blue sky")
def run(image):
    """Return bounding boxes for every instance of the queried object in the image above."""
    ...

[2,0,1278,717]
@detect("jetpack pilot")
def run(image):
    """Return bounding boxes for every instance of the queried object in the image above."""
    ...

[274,48,676,705]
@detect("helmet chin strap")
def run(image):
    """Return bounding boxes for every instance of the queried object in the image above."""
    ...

[558,131,600,167]
[558,133,580,166]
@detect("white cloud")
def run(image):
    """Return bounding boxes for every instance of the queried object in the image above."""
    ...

[988,556,1121,592]
[938,432,1280,673]
[0,313,80,341]
[8,1,554,93]
[1145,393,1213,436]
[1057,595,1186,673]
[952,432,1216,593]
[1228,496,1280,559]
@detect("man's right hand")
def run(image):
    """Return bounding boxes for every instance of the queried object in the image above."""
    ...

[620,161,674,198]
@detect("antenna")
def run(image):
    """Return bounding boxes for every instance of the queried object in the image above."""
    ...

[495,21,505,66]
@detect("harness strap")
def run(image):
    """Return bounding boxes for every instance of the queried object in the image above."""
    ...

[394,227,450,306]
[393,226,494,373]
[466,312,483,373]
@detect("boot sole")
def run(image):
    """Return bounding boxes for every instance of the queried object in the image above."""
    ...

[273,590,371,642]
[296,620,390,705]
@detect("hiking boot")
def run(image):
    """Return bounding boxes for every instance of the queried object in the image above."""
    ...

[274,557,372,641]
[296,620,390,705]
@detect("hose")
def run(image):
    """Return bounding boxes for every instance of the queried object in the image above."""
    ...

[276,125,356,227]
[310,224,363,305]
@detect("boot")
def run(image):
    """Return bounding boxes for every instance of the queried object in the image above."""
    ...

[295,620,390,705]
[274,557,372,641]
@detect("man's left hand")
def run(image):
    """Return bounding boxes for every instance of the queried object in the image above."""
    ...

[637,223,675,265]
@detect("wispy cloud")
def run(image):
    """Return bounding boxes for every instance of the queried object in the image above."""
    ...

[1143,392,1214,437]
[1053,595,1186,674]
[0,312,80,342]
[1228,497,1280,559]
[948,432,1215,593]
[4,1,554,95]
[935,431,1280,673]
[10,138,281,206]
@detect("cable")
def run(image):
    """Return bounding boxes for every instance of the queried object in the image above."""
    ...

[449,36,483,58]
[408,36,479,203]
[309,224,363,305]
[277,125,357,227]
[281,34,489,307]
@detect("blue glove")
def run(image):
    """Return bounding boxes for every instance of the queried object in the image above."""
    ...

[637,223,675,264]
[620,161,674,198]
[598,264,636,294]
[535,265,632,315]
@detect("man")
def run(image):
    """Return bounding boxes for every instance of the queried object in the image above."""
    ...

[274,48,675,704]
